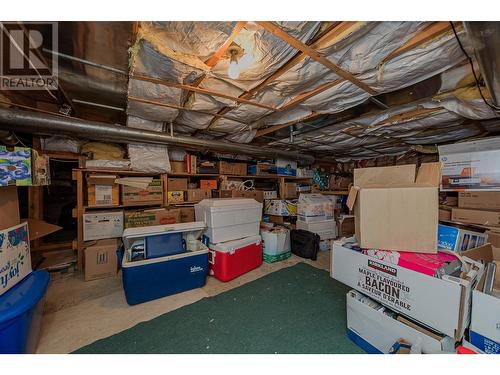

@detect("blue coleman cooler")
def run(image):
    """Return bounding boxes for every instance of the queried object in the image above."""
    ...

[122,222,209,305]
[0,270,50,353]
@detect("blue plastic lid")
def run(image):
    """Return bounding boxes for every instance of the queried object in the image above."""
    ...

[0,270,50,324]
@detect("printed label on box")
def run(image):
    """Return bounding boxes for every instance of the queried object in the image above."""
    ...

[356,260,412,313]
[0,222,32,295]
[95,185,113,206]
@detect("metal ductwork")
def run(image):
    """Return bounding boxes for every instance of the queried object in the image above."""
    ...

[464,22,500,108]
[0,107,315,163]
[0,130,18,145]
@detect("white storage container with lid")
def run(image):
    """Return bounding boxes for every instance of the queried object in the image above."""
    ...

[195,198,263,243]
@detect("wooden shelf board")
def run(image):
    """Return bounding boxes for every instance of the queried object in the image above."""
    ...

[82,202,163,212]
[315,190,349,195]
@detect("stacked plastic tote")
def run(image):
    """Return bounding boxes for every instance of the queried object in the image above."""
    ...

[296,194,338,251]
[195,199,263,282]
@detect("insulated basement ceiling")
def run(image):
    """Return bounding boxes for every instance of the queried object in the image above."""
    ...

[126,21,500,160]
[3,21,500,161]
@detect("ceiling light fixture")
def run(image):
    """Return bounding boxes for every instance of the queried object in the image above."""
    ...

[226,45,244,80]
[228,49,240,79]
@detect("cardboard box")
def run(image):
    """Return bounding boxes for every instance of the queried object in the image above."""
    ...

[32,150,51,186]
[296,219,336,240]
[297,193,335,222]
[185,154,197,174]
[0,146,51,186]
[218,161,247,176]
[219,189,264,203]
[462,244,500,353]
[87,174,119,207]
[346,290,455,353]
[451,208,500,227]
[186,189,211,202]
[170,160,186,173]
[196,159,218,174]
[439,136,500,191]
[179,207,195,223]
[167,178,188,191]
[124,208,180,228]
[0,186,61,295]
[296,168,313,178]
[121,179,163,205]
[83,210,123,241]
[0,222,32,296]
[437,224,488,252]
[0,146,32,186]
[248,162,276,176]
[276,158,297,177]
[283,183,297,199]
[459,191,500,210]
[439,208,452,221]
[167,190,185,203]
[263,191,278,200]
[337,215,355,238]
[347,163,441,253]
[331,238,480,340]
[264,199,297,216]
[200,179,218,190]
[84,238,119,281]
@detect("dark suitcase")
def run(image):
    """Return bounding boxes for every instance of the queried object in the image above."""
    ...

[290,229,320,261]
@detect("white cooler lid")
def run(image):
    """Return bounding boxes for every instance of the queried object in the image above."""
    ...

[209,235,262,252]
[196,198,262,209]
[122,221,206,249]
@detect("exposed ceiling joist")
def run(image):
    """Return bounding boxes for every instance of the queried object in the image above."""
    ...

[181,21,248,107]
[277,79,344,112]
[256,21,378,96]
[131,74,277,111]
[204,21,248,68]
[200,22,354,133]
[255,112,321,138]
[381,22,459,64]
[241,22,358,100]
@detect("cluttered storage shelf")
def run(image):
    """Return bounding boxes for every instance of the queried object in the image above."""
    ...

[71,162,316,269]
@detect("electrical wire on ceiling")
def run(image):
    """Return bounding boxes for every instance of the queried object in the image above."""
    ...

[450,22,500,114]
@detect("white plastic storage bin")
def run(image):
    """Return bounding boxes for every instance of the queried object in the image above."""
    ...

[195,198,262,243]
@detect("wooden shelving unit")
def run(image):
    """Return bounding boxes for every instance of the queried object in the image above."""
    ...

[72,167,313,270]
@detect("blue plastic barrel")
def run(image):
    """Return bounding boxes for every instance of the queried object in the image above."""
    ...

[0,270,50,353]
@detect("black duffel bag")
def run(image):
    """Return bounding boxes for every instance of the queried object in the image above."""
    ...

[290,229,320,261]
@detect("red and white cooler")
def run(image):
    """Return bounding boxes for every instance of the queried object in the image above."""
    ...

[208,235,263,282]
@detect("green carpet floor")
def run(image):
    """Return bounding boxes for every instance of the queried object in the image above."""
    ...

[74,262,364,354]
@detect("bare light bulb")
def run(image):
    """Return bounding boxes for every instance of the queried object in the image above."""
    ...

[228,59,240,79]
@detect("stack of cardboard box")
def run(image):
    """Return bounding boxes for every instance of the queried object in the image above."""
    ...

[332,163,494,353]
[296,194,337,251]
[451,192,500,227]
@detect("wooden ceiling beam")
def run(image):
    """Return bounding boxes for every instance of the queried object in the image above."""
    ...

[240,22,358,100]
[204,21,248,68]
[131,74,277,111]
[277,78,343,112]
[181,22,248,107]
[256,21,377,96]
[381,22,460,64]
[255,112,321,138]
[202,22,356,134]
